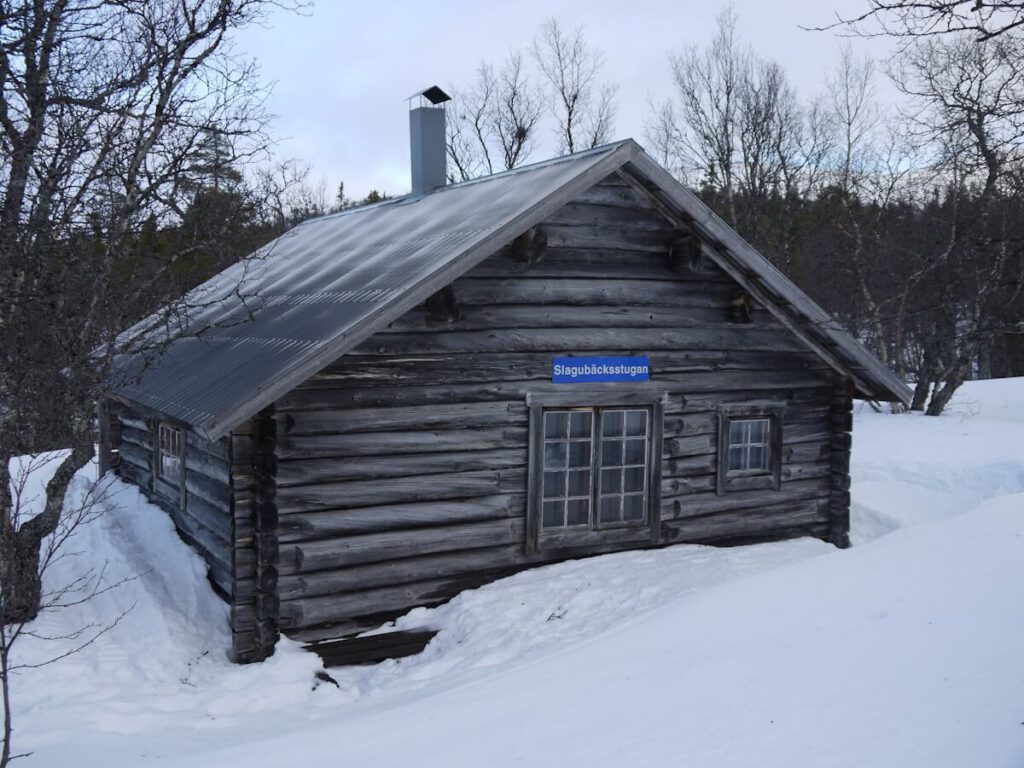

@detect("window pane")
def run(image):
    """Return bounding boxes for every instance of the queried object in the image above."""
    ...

[622,494,645,522]
[728,445,745,471]
[624,466,646,493]
[749,446,766,471]
[542,500,563,528]
[601,468,622,494]
[569,410,592,439]
[544,441,567,468]
[748,419,767,444]
[567,470,590,497]
[568,440,591,468]
[729,419,745,443]
[543,471,565,499]
[602,410,623,437]
[624,438,646,465]
[566,498,589,526]
[602,439,622,466]
[625,410,647,436]
[545,412,568,439]
[599,495,620,524]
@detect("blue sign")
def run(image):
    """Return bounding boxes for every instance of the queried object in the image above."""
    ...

[552,356,650,383]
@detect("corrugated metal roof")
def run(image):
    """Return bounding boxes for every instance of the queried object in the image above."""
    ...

[108,141,636,438]
[107,138,911,440]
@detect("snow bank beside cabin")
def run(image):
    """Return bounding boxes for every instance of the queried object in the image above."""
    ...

[17,470,323,749]
[13,377,1024,767]
[850,378,1024,543]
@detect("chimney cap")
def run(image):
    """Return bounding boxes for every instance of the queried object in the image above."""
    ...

[408,85,451,106]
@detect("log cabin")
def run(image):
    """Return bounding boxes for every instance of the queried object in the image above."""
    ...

[99,88,912,664]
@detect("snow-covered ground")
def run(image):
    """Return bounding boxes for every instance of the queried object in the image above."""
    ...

[14,379,1024,767]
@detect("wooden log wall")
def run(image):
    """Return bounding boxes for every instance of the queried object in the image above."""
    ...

[268,173,845,644]
[227,411,281,663]
[828,380,854,548]
[112,402,238,636]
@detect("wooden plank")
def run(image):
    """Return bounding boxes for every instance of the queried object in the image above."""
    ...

[275,469,527,515]
[119,426,151,451]
[280,519,526,573]
[275,448,526,487]
[279,571,509,629]
[309,349,819,388]
[353,326,808,357]
[309,630,439,667]
[278,545,524,598]
[277,427,529,459]
[278,496,524,542]
[568,179,657,208]
[542,223,674,253]
[385,304,740,332]
[661,498,829,543]
[118,462,152,490]
[662,478,831,518]
[118,414,149,432]
[184,447,230,484]
[278,372,828,414]
[467,259,682,281]
[118,441,151,472]
[542,200,675,231]
[187,494,233,541]
[278,401,526,436]
[452,276,732,308]
[186,430,229,460]
[184,469,231,507]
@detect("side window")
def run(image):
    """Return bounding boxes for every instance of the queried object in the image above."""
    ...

[530,399,663,550]
[726,418,771,473]
[717,409,782,495]
[156,422,183,490]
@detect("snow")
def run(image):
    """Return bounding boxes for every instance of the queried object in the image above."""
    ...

[14,378,1024,767]
[7,451,71,524]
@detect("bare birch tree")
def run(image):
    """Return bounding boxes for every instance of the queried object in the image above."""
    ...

[531,18,618,154]
[0,0,300,661]
[819,1,1024,41]
[446,52,544,181]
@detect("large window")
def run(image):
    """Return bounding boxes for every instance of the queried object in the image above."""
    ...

[530,397,663,550]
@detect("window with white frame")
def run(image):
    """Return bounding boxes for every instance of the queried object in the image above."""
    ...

[539,406,652,532]
[726,418,771,473]
[157,423,182,484]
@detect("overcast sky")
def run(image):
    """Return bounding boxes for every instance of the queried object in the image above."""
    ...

[234,0,894,200]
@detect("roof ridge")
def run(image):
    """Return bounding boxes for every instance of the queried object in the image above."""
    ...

[301,139,636,227]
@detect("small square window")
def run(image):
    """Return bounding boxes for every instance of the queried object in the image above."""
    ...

[717,410,782,495]
[727,418,771,473]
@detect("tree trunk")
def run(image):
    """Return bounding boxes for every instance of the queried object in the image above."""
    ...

[910,378,931,411]
[925,371,964,416]
[0,531,44,625]
[0,440,94,625]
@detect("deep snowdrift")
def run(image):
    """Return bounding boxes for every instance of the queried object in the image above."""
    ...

[14,378,1024,767]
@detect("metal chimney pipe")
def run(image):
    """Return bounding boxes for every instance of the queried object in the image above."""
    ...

[409,86,451,196]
